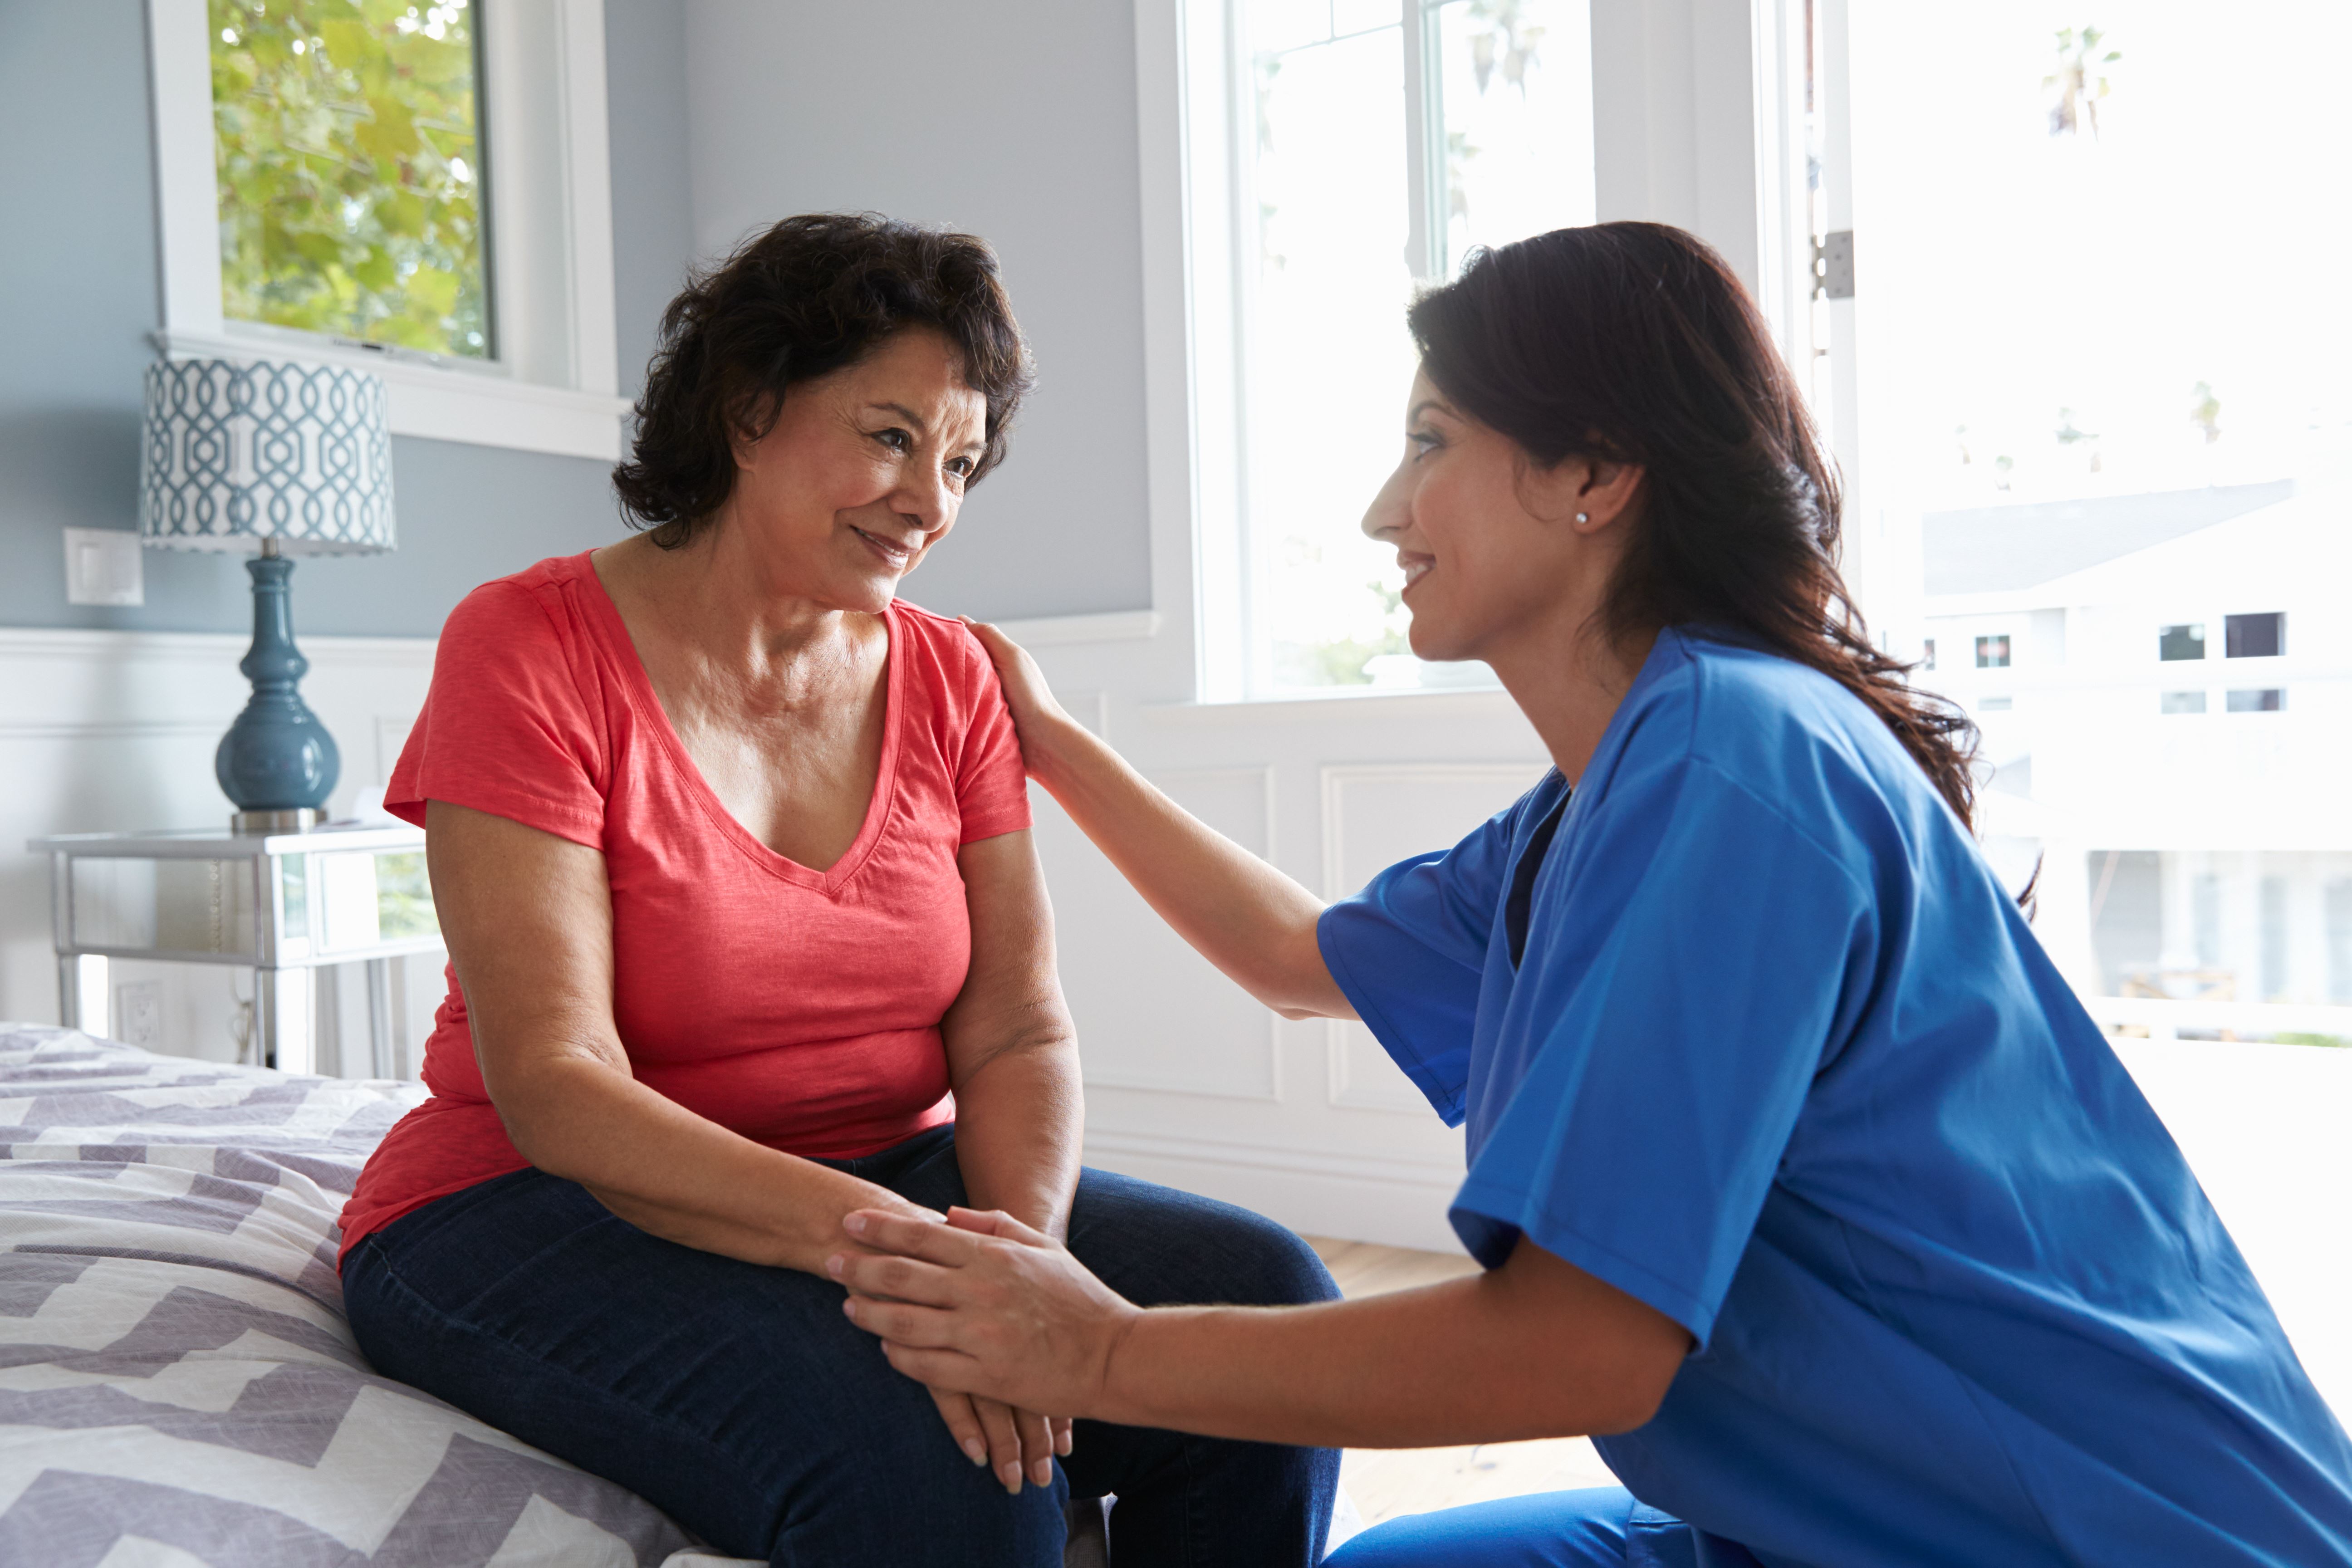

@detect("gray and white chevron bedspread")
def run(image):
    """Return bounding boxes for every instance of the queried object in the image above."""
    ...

[0,1024,755,1568]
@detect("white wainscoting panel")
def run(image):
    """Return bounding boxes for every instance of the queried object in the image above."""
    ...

[1321,763,1552,1114]
[0,628,440,1059]
[373,712,422,784]
[1035,768,1281,1101]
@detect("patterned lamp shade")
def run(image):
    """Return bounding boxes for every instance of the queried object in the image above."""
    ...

[139,359,397,554]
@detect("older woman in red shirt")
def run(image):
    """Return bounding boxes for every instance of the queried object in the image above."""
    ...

[338,214,1338,1568]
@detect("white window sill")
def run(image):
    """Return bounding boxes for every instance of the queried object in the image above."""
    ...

[154,329,631,463]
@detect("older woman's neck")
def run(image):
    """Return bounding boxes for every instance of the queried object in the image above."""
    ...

[606,525,875,673]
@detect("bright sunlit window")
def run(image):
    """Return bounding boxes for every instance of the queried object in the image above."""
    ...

[1847,0,2352,1039]
[1235,0,1595,693]
[210,0,491,359]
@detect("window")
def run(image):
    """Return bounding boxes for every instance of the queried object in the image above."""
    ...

[1230,0,1596,693]
[1974,634,2010,669]
[1839,1,2352,1044]
[1920,637,1936,670]
[211,0,490,360]
[147,0,624,459]
[2225,612,2285,659]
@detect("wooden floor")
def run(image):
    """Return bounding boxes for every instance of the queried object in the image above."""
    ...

[1304,1237,1618,1528]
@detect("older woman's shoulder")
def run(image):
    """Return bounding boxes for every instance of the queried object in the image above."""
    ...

[888,600,1017,728]
[889,599,992,672]
[439,553,603,647]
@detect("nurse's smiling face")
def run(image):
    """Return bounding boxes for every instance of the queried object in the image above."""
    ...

[1361,368,1644,671]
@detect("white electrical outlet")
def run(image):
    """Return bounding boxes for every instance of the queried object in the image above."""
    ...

[116,980,163,1049]
[64,528,145,607]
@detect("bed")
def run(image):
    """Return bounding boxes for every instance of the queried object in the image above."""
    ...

[0,1023,1118,1566]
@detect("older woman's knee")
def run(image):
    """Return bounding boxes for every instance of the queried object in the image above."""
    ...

[1217,1204,1341,1307]
[1070,1171,1339,1309]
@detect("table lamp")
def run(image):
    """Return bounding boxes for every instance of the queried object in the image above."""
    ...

[139,359,397,834]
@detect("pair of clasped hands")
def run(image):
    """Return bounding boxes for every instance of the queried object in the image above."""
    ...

[825,1206,1132,1496]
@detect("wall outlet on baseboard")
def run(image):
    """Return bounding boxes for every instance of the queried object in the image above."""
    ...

[116,981,163,1049]
[64,528,146,607]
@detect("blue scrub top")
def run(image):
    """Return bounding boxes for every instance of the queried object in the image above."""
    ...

[1319,627,2352,1567]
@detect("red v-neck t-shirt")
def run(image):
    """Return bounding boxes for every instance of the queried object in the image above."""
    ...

[338,551,1032,1265]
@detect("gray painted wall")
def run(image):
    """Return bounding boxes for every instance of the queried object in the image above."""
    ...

[0,0,1146,636]
[684,0,1154,622]
[0,0,696,638]
[607,0,696,403]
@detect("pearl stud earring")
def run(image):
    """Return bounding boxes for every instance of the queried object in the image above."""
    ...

[1575,511,1590,523]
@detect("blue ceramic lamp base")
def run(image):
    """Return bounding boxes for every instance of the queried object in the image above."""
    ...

[217,541,340,834]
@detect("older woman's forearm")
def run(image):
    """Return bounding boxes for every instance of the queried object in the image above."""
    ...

[1024,714,1352,1022]
[946,1037,1082,1239]
[494,1051,921,1273]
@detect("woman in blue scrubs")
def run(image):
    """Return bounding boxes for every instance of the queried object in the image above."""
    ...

[829,223,2352,1565]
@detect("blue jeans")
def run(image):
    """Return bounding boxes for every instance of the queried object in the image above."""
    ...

[1328,1489,1763,1568]
[342,1125,1340,1566]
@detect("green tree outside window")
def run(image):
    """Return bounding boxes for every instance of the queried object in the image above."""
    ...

[211,0,490,358]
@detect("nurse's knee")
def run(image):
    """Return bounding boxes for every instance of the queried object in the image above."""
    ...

[1325,1488,1648,1568]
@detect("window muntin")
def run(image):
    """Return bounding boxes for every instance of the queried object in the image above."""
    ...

[1852,1,2352,1043]
[211,0,491,359]
[1237,0,1595,693]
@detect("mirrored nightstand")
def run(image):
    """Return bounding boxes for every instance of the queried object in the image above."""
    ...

[30,824,442,1076]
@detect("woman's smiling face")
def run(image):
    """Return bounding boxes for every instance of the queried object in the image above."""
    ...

[725,327,988,612]
[1359,367,1621,667]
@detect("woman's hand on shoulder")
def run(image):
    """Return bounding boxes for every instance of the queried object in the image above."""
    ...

[960,617,1083,786]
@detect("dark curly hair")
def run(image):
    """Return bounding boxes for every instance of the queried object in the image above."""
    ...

[612,213,1035,548]
[1408,222,1983,832]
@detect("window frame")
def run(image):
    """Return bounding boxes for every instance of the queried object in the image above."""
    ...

[1147,0,1801,705]
[146,0,627,461]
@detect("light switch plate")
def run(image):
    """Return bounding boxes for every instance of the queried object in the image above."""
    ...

[64,528,145,607]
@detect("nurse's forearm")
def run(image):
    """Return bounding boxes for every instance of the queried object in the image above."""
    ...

[1023,713,1353,1021]
[948,1039,1081,1240]
[1093,1239,1688,1448]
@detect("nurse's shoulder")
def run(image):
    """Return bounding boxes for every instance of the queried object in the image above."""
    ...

[1642,628,1961,865]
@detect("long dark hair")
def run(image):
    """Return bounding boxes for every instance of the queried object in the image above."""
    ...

[1406,222,1981,830]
